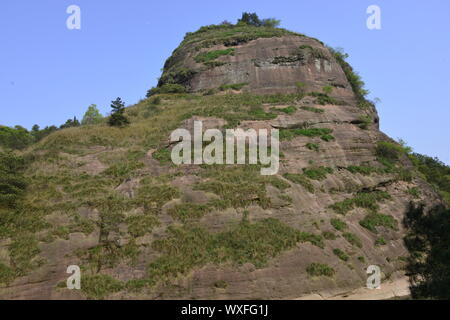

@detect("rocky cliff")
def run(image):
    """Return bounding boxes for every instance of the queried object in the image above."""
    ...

[0,23,444,300]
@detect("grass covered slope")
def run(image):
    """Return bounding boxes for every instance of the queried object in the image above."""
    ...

[0,88,444,300]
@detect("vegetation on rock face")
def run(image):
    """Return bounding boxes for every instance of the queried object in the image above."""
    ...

[359,212,398,233]
[342,232,362,248]
[330,218,347,231]
[303,167,333,181]
[145,218,323,283]
[283,173,315,193]
[328,47,374,110]
[333,248,349,261]
[306,263,335,277]
[279,128,334,141]
[330,191,391,215]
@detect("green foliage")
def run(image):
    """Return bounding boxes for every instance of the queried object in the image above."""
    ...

[303,166,333,181]
[82,104,103,125]
[81,274,124,300]
[407,188,420,200]
[357,256,366,263]
[307,92,345,106]
[279,128,333,141]
[358,115,372,130]
[238,12,280,28]
[0,151,27,209]
[283,173,315,193]
[300,106,324,113]
[342,232,362,248]
[376,141,408,162]
[410,153,450,204]
[306,263,335,277]
[195,48,235,64]
[218,82,248,91]
[330,218,347,231]
[359,213,398,233]
[322,231,337,240]
[167,203,210,222]
[328,47,371,109]
[8,235,41,275]
[329,191,392,215]
[273,106,297,114]
[60,117,80,129]
[404,203,450,299]
[0,125,34,150]
[0,263,15,285]
[375,237,387,246]
[147,84,187,97]
[306,143,319,152]
[295,82,306,93]
[333,248,349,261]
[108,97,129,127]
[147,218,317,282]
[322,85,333,95]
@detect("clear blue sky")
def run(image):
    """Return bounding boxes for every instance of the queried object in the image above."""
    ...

[1,0,449,164]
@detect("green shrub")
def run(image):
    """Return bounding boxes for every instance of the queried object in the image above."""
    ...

[322,85,333,95]
[219,82,248,91]
[279,128,333,141]
[375,237,387,246]
[407,187,420,198]
[333,248,349,261]
[307,92,345,106]
[0,263,15,285]
[303,167,333,181]
[195,48,235,64]
[329,191,391,215]
[322,231,337,240]
[342,232,362,248]
[274,106,297,114]
[0,151,27,209]
[0,125,34,150]
[330,218,347,231]
[167,203,211,222]
[359,213,398,233]
[306,263,335,277]
[306,143,319,152]
[81,274,124,300]
[376,141,407,162]
[283,173,314,193]
[300,106,324,113]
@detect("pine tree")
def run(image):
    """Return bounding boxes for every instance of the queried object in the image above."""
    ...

[108,97,129,127]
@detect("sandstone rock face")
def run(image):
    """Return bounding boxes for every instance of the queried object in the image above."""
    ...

[0,26,444,300]
[186,37,349,95]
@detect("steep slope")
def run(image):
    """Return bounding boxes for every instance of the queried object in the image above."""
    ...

[0,24,445,300]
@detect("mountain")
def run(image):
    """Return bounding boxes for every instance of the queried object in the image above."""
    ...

[0,22,446,300]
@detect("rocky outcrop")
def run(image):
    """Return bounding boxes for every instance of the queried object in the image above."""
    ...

[0,24,445,300]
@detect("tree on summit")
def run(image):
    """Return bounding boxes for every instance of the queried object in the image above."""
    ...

[237,12,280,28]
[108,97,129,127]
